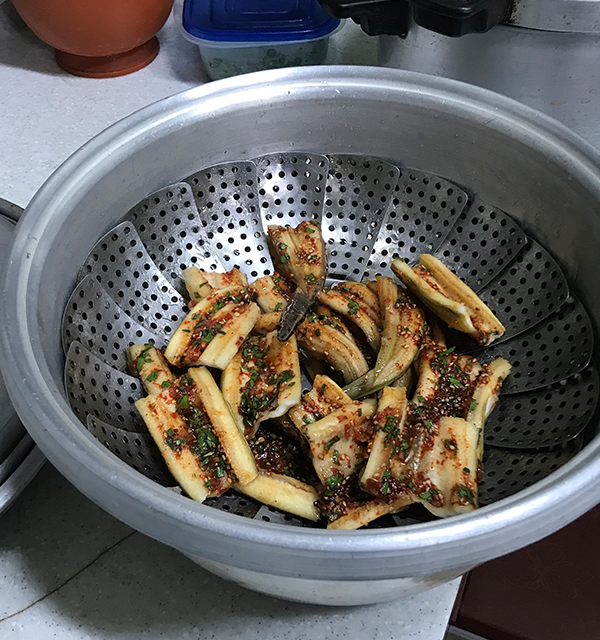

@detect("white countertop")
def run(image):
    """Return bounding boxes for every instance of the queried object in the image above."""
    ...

[0,2,460,638]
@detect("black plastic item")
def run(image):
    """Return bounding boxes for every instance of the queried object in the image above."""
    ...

[319,0,410,36]
[319,0,512,36]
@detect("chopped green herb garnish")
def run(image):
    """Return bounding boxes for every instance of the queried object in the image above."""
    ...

[205,480,212,488]
[439,347,456,356]
[209,299,226,314]
[320,384,326,395]
[458,484,475,504]
[160,380,172,388]
[324,435,340,451]
[326,475,342,488]
[302,416,311,425]
[470,400,477,411]
[305,227,315,234]
[199,282,207,288]
[274,302,282,312]
[182,329,191,333]
[305,273,317,283]
[177,395,190,410]
[423,419,433,429]
[280,370,293,383]
[448,377,463,387]
[315,328,321,337]
[381,467,392,495]
[146,371,159,383]
[419,491,433,502]
[347,300,360,315]
[444,439,458,453]
[381,414,400,445]
[407,480,416,493]
[463,467,470,475]
[192,313,200,320]
[358,408,362,417]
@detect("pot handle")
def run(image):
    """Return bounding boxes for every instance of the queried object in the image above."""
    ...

[0,198,24,224]
[319,0,512,36]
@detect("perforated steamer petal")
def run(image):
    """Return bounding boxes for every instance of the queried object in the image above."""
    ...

[60,153,598,528]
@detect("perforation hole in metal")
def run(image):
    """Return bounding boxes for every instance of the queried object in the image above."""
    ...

[87,415,173,486]
[204,492,263,519]
[65,341,145,431]
[62,276,165,371]
[477,238,569,344]
[472,296,593,394]
[186,162,273,281]
[434,198,527,291]
[125,183,220,295]
[256,153,329,226]
[365,170,467,279]
[77,221,187,336]
[485,365,599,449]
[478,437,583,506]
[322,155,400,280]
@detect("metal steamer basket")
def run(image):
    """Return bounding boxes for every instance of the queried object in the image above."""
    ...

[3,68,600,605]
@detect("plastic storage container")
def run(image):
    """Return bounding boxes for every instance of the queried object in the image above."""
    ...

[181,0,340,80]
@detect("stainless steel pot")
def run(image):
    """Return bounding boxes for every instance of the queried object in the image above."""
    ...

[379,6,600,149]
[3,67,600,606]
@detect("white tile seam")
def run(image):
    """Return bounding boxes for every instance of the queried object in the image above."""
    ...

[0,530,137,624]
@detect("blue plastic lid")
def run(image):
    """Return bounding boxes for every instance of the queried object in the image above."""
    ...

[182,0,340,43]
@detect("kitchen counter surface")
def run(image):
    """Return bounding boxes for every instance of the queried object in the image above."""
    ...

[0,2,460,638]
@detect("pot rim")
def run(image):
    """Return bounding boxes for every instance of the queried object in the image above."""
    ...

[3,66,600,580]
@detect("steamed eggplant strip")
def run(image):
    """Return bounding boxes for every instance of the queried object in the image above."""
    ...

[295,316,369,384]
[267,221,327,341]
[164,285,261,370]
[236,472,320,521]
[221,328,301,439]
[391,254,505,345]
[468,357,512,460]
[410,357,511,516]
[127,344,176,395]
[343,277,426,399]
[304,399,377,483]
[360,386,410,495]
[316,470,410,529]
[318,282,382,352]
[183,266,248,303]
[249,273,293,314]
[327,496,412,530]
[288,375,354,437]
[135,367,258,502]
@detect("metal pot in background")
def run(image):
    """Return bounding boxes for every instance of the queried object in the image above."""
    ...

[321,0,600,149]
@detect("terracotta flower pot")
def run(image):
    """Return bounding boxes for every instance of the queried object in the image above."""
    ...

[12,0,175,78]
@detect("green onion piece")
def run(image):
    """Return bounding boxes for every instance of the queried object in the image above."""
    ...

[324,435,340,452]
